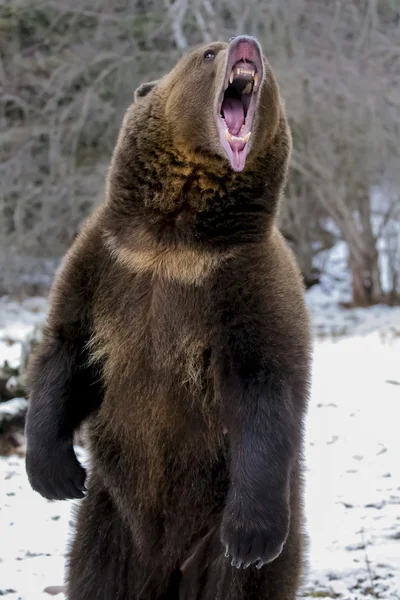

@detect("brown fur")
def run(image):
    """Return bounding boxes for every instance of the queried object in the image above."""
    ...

[25,37,312,599]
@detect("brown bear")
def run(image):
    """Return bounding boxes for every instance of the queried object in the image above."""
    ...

[25,36,312,599]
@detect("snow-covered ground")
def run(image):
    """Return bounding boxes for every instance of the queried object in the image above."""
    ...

[302,334,400,599]
[1,293,400,599]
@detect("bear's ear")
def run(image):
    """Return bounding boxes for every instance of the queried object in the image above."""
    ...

[134,80,160,102]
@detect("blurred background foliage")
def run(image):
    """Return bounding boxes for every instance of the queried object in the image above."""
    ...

[0,0,399,305]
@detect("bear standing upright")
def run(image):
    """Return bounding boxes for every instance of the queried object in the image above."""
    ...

[25,36,312,599]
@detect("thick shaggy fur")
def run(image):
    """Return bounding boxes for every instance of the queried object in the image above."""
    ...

[25,38,312,599]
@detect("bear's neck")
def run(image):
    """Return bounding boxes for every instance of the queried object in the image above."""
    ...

[106,104,289,248]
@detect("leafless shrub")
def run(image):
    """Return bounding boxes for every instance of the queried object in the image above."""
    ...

[1,0,399,303]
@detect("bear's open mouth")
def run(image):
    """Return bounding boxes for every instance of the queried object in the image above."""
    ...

[217,37,264,172]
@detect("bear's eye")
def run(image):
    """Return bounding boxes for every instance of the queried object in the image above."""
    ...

[203,50,216,62]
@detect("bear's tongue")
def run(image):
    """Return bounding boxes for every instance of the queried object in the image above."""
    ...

[221,96,244,137]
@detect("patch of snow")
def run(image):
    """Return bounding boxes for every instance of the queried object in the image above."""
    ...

[371,186,400,296]
[0,455,72,599]
[0,297,47,369]
[301,333,400,599]
[0,397,28,419]
[312,241,352,306]
[307,286,400,339]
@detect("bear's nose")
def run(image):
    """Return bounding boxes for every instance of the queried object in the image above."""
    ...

[228,35,259,47]
[229,35,258,43]
[228,35,261,64]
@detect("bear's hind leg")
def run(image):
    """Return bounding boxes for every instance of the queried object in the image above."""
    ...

[67,482,175,600]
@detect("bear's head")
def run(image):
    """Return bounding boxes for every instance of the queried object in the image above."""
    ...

[136,36,283,174]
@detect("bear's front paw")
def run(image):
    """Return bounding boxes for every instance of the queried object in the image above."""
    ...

[26,439,86,501]
[221,496,289,570]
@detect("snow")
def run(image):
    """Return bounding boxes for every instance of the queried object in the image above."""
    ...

[307,285,400,339]
[0,297,47,371]
[302,332,400,599]
[371,186,400,296]
[1,294,400,599]
[0,398,28,420]
[312,240,352,306]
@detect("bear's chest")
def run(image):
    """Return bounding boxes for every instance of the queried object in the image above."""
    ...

[91,274,214,398]
[90,275,222,456]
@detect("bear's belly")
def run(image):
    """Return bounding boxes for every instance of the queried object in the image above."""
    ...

[88,276,225,503]
[95,338,221,449]
[87,351,226,511]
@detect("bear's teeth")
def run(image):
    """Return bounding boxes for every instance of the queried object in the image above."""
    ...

[229,68,256,84]
[254,73,259,88]
[236,68,255,76]
[225,130,252,143]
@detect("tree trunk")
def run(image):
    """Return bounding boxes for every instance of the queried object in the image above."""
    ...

[344,182,385,307]
[348,244,384,307]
